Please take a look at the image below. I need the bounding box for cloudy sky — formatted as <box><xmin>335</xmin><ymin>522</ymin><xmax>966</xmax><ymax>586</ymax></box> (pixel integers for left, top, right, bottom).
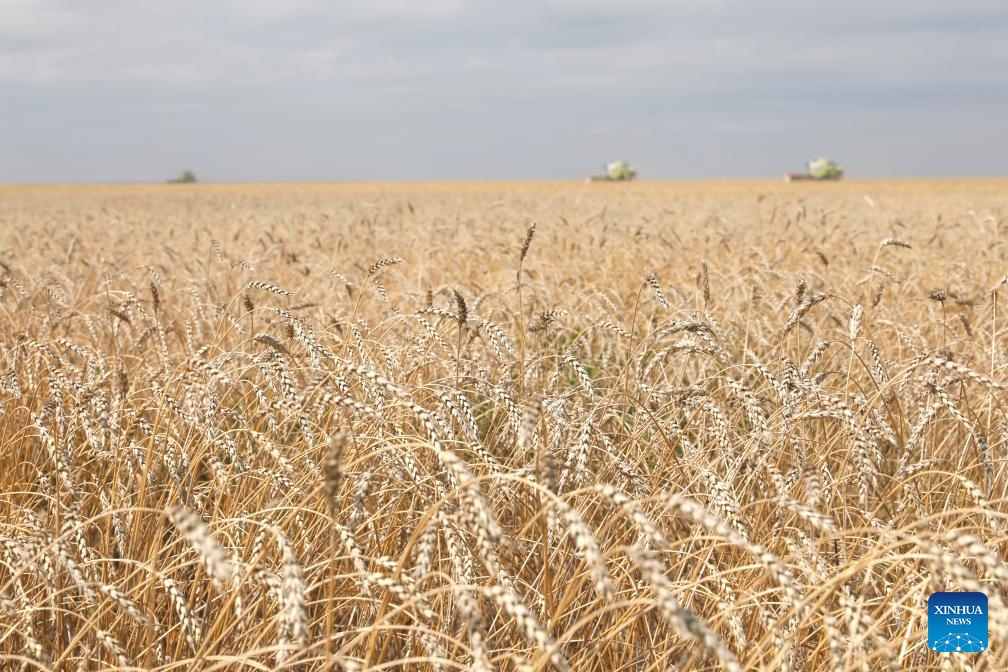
<box><xmin>2</xmin><ymin>0</ymin><xmax>1006</xmax><ymax>182</ymax></box>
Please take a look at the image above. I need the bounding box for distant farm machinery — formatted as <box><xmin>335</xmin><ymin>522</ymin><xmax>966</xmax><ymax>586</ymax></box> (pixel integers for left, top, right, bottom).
<box><xmin>580</xmin><ymin>157</ymin><xmax>843</xmax><ymax>182</ymax></box>
<box><xmin>586</xmin><ymin>161</ymin><xmax>637</xmax><ymax>182</ymax></box>
<box><xmin>785</xmin><ymin>158</ymin><xmax>843</xmax><ymax>182</ymax></box>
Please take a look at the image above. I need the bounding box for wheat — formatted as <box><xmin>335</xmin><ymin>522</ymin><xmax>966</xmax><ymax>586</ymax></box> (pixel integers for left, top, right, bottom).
<box><xmin>4</xmin><ymin>180</ymin><xmax>1008</xmax><ymax>671</ymax></box>
<box><xmin>519</xmin><ymin>222</ymin><xmax>537</xmax><ymax>262</ymax></box>
<box><xmin>161</xmin><ymin>575</ymin><xmax>202</xmax><ymax>652</ymax></box>
<box><xmin>323</xmin><ymin>430</ymin><xmax>348</xmax><ymax>512</ymax></box>
<box><xmin>274</xmin><ymin>527</ymin><xmax>308</xmax><ymax>664</ymax></box>
<box><xmin>784</xmin><ymin>291</ymin><xmax>831</xmax><ymax>334</ymax></box>
<box><xmin>646</xmin><ymin>272</ymin><xmax>670</xmax><ymax>311</ymax></box>
<box><xmin>96</xmin><ymin>628</ymin><xmax>130</xmax><ymax>668</ymax></box>
<box><xmin>630</xmin><ymin>546</ymin><xmax>742</xmax><ymax>672</ymax></box>
<box><xmin>168</xmin><ymin>506</ymin><xmax>234</xmax><ymax>592</ymax></box>
<box><xmin>367</xmin><ymin>256</ymin><xmax>404</xmax><ymax>276</ymax></box>
<box><xmin>246</xmin><ymin>280</ymin><xmax>293</xmax><ymax>297</ymax></box>
<box><xmin>484</xmin><ymin>584</ymin><xmax>569</xmax><ymax>672</ymax></box>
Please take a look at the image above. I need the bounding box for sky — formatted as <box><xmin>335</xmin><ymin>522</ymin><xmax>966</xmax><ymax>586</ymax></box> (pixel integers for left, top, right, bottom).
<box><xmin>2</xmin><ymin>0</ymin><xmax>1007</xmax><ymax>182</ymax></box>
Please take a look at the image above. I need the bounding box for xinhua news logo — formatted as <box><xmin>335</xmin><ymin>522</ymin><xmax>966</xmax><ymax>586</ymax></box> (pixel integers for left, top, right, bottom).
<box><xmin>929</xmin><ymin>592</ymin><xmax>988</xmax><ymax>653</ymax></box>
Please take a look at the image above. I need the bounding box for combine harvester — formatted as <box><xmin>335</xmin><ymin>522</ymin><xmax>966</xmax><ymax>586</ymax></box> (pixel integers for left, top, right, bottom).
<box><xmin>586</xmin><ymin>160</ymin><xmax>637</xmax><ymax>182</ymax></box>
<box><xmin>784</xmin><ymin>158</ymin><xmax>843</xmax><ymax>182</ymax></box>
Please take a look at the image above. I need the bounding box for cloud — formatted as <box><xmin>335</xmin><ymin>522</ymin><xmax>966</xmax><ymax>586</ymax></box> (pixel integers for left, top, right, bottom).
<box><xmin>2</xmin><ymin>0</ymin><xmax>1006</xmax><ymax>180</ymax></box>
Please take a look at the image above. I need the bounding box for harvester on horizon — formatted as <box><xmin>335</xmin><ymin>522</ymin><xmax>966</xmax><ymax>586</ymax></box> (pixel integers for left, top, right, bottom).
<box><xmin>586</xmin><ymin>160</ymin><xmax>637</xmax><ymax>182</ymax></box>
<box><xmin>784</xmin><ymin>158</ymin><xmax>843</xmax><ymax>182</ymax></box>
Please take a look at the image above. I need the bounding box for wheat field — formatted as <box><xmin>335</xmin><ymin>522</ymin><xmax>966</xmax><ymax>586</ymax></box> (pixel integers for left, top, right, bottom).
<box><xmin>1</xmin><ymin>179</ymin><xmax>1006</xmax><ymax>671</ymax></box>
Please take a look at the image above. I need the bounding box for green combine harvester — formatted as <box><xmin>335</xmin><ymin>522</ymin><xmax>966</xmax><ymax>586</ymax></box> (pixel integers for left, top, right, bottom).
<box><xmin>586</xmin><ymin>160</ymin><xmax>637</xmax><ymax>182</ymax></box>
<box><xmin>785</xmin><ymin>158</ymin><xmax>843</xmax><ymax>182</ymax></box>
